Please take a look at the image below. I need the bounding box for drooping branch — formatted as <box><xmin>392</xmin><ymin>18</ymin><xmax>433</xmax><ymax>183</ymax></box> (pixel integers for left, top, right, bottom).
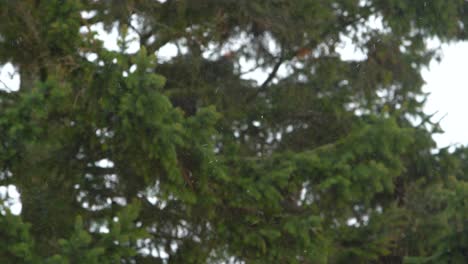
<box><xmin>260</xmin><ymin>55</ymin><xmax>285</xmax><ymax>89</ymax></box>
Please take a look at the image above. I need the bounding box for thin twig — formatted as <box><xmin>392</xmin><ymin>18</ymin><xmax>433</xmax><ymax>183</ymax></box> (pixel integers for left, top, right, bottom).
<box><xmin>0</xmin><ymin>79</ymin><xmax>12</xmax><ymax>92</ymax></box>
<box><xmin>245</xmin><ymin>53</ymin><xmax>285</xmax><ymax>102</ymax></box>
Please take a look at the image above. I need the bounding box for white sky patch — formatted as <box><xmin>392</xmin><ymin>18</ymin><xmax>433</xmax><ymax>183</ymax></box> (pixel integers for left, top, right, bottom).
<box><xmin>0</xmin><ymin>63</ymin><xmax>20</xmax><ymax>92</ymax></box>
<box><xmin>262</xmin><ymin>32</ymin><xmax>281</xmax><ymax>57</ymax></box>
<box><xmin>95</xmin><ymin>159</ymin><xmax>115</xmax><ymax>168</ymax></box>
<box><xmin>91</xmin><ymin>23</ymin><xmax>119</xmax><ymax>51</ymax></box>
<box><xmin>0</xmin><ymin>185</ymin><xmax>21</xmax><ymax>215</ymax></box>
<box><xmin>238</xmin><ymin>58</ymin><xmax>290</xmax><ymax>85</ymax></box>
<box><xmin>85</xmin><ymin>52</ymin><xmax>98</xmax><ymax>62</ymax></box>
<box><xmin>80</xmin><ymin>10</ymin><xmax>97</xmax><ymax>20</ymax></box>
<box><xmin>336</xmin><ymin>14</ymin><xmax>388</xmax><ymax>61</ymax></box>
<box><xmin>347</xmin><ymin>217</ymin><xmax>359</xmax><ymax>227</ymax></box>
<box><xmin>84</xmin><ymin>21</ymin><xmax>140</xmax><ymax>53</ymax></box>
<box><xmin>129</xmin><ymin>64</ymin><xmax>137</xmax><ymax>73</ymax></box>
<box><xmin>336</xmin><ymin>35</ymin><xmax>367</xmax><ymax>61</ymax></box>
<box><xmin>157</xmin><ymin>43</ymin><xmax>179</xmax><ymax>62</ymax></box>
<box><xmin>239</xmin><ymin>56</ymin><xmax>268</xmax><ymax>84</ymax></box>
<box><xmin>422</xmin><ymin>41</ymin><xmax>468</xmax><ymax>148</ymax></box>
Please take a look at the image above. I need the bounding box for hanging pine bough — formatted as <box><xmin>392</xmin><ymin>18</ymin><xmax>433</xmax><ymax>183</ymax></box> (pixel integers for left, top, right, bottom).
<box><xmin>1</xmin><ymin>0</ymin><xmax>468</xmax><ymax>263</ymax></box>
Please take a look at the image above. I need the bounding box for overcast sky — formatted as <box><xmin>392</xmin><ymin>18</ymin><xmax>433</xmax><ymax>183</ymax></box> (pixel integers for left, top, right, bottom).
<box><xmin>421</xmin><ymin>42</ymin><xmax>468</xmax><ymax>149</ymax></box>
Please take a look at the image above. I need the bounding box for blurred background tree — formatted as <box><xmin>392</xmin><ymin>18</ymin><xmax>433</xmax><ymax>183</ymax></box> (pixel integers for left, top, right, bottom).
<box><xmin>1</xmin><ymin>0</ymin><xmax>468</xmax><ymax>263</ymax></box>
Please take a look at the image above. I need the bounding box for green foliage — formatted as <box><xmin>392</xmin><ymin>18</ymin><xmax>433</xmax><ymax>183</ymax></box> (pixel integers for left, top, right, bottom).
<box><xmin>46</xmin><ymin>200</ymin><xmax>148</xmax><ymax>264</ymax></box>
<box><xmin>0</xmin><ymin>205</ymin><xmax>35</xmax><ymax>263</ymax></box>
<box><xmin>1</xmin><ymin>0</ymin><xmax>468</xmax><ymax>263</ymax></box>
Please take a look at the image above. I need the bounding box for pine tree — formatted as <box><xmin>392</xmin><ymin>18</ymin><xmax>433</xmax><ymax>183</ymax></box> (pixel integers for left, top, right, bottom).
<box><xmin>1</xmin><ymin>0</ymin><xmax>468</xmax><ymax>263</ymax></box>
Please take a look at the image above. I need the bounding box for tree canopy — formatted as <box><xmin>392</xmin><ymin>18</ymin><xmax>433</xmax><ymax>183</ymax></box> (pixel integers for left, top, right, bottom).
<box><xmin>1</xmin><ymin>0</ymin><xmax>468</xmax><ymax>263</ymax></box>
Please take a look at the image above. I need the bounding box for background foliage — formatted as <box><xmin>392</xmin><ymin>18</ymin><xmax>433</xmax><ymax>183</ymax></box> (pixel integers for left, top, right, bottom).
<box><xmin>1</xmin><ymin>0</ymin><xmax>468</xmax><ymax>263</ymax></box>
